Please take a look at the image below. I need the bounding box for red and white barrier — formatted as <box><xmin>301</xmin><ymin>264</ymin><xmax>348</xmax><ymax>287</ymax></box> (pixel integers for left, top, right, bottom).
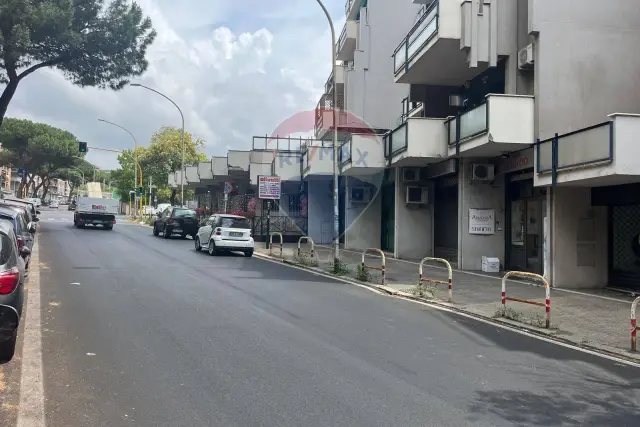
<box><xmin>361</xmin><ymin>248</ymin><xmax>386</xmax><ymax>285</ymax></box>
<box><xmin>297</xmin><ymin>236</ymin><xmax>315</xmax><ymax>259</ymax></box>
<box><xmin>269</xmin><ymin>232</ymin><xmax>283</xmax><ymax>258</ymax></box>
<box><xmin>418</xmin><ymin>257</ymin><xmax>453</xmax><ymax>302</ymax></box>
<box><xmin>632</xmin><ymin>296</ymin><xmax>640</xmax><ymax>352</ymax></box>
<box><xmin>501</xmin><ymin>271</ymin><xmax>551</xmax><ymax>329</ymax></box>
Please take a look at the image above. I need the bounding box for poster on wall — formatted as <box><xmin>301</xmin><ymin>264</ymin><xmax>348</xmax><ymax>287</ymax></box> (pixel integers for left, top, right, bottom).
<box><xmin>469</xmin><ymin>208</ymin><xmax>496</xmax><ymax>235</ymax></box>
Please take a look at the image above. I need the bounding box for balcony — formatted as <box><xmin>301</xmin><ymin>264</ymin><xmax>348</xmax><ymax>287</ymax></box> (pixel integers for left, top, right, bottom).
<box><xmin>336</xmin><ymin>21</ymin><xmax>358</xmax><ymax>62</ymax></box>
<box><xmin>302</xmin><ymin>141</ymin><xmax>335</xmax><ymax>180</ymax></box>
<box><xmin>212</xmin><ymin>156</ymin><xmax>229</xmax><ymax>178</ymax></box>
<box><xmin>393</xmin><ymin>0</ymin><xmax>476</xmax><ymax>86</ymax></box>
<box><xmin>197</xmin><ymin>161</ymin><xmax>214</xmax><ymax>181</ymax></box>
<box><xmin>185</xmin><ymin>166</ymin><xmax>200</xmax><ymax>185</ymax></box>
<box><xmin>340</xmin><ymin>133</ymin><xmax>386</xmax><ymax>176</ymax></box>
<box><xmin>345</xmin><ymin>0</ymin><xmax>362</xmax><ymax>21</ymax></box>
<box><xmin>446</xmin><ymin>94</ymin><xmax>534</xmax><ymax>157</ymax></box>
<box><xmin>227</xmin><ymin>150</ymin><xmax>250</xmax><ymax>172</ymax></box>
<box><xmin>386</xmin><ymin>117</ymin><xmax>448</xmax><ymax>167</ymax></box>
<box><xmin>535</xmin><ymin>114</ymin><xmax>640</xmax><ymax>187</ymax></box>
<box><xmin>325</xmin><ymin>65</ymin><xmax>346</xmax><ymax>95</ymax></box>
<box><xmin>273</xmin><ymin>151</ymin><xmax>303</xmax><ymax>182</ymax></box>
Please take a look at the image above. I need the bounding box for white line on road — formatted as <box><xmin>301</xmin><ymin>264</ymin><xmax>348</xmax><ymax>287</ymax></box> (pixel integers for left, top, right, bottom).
<box><xmin>256</xmin><ymin>254</ymin><xmax>640</xmax><ymax>369</ymax></box>
<box><xmin>17</xmin><ymin>238</ymin><xmax>46</xmax><ymax>427</ymax></box>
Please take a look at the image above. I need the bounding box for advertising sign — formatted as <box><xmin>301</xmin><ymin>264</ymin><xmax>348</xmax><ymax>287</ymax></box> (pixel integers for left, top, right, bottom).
<box><xmin>469</xmin><ymin>208</ymin><xmax>495</xmax><ymax>235</ymax></box>
<box><xmin>258</xmin><ymin>175</ymin><xmax>281</xmax><ymax>200</ymax></box>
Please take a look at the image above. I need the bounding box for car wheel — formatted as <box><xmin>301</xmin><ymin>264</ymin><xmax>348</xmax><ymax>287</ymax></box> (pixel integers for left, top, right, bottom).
<box><xmin>0</xmin><ymin>331</ymin><xmax>17</xmax><ymax>362</ymax></box>
<box><xmin>208</xmin><ymin>240</ymin><xmax>217</xmax><ymax>256</ymax></box>
<box><xmin>163</xmin><ymin>225</ymin><xmax>171</xmax><ymax>239</ymax></box>
<box><xmin>153</xmin><ymin>224</ymin><xmax>159</xmax><ymax>236</ymax></box>
<box><xmin>181</xmin><ymin>232</ymin><xmax>187</xmax><ymax>239</ymax></box>
<box><xmin>105</xmin><ymin>224</ymin><xmax>113</xmax><ymax>230</ymax></box>
<box><xmin>195</xmin><ymin>236</ymin><xmax>202</xmax><ymax>251</ymax></box>
<box><xmin>244</xmin><ymin>250</ymin><xmax>254</xmax><ymax>258</ymax></box>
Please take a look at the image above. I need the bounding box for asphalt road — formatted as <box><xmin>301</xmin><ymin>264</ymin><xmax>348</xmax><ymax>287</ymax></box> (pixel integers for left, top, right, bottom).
<box><xmin>6</xmin><ymin>208</ymin><xmax>640</xmax><ymax>426</ymax></box>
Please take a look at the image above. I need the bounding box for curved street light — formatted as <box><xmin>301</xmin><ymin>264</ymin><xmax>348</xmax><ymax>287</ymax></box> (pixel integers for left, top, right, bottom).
<box><xmin>315</xmin><ymin>0</ymin><xmax>340</xmax><ymax>263</ymax></box>
<box><xmin>129</xmin><ymin>83</ymin><xmax>185</xmax><ymax>205</ymax></box>
<box><xmin>97</xmin><ymin>118</ymin><xmax>142</xmax><ymax>217</ymax></box>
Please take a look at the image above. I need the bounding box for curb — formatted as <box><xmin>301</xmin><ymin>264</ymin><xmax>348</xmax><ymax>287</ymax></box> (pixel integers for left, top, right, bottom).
<box><xmin>254</xmin><ymin>252</ymin><xmax>640</xmax><ymax>366</ymax></box>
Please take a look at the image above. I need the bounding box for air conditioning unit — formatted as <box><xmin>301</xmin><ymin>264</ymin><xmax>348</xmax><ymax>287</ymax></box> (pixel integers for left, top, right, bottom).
<box><xmin>402</xmin><ymin>167</ymin><xmax>420</xmax><ymax>183</ymax></box>
<box><xmin>350</xmin><ymin>187</ymin><xmax>371</xmax><ymax>203</ymax></box>
<box><xmin>471</xmin><ymin>164</ymin><xmax>495</xmax><ymax>182</ymax></box>
<box><xmin>449</xmin><ymin>94</ymin><xmax>462</xmax><ymax>107</ymax></box>
<box><xmin>518</xmin><ymin>43</ymin><xmax>534</xmax><ymax>70</ymax></box>
<box><xmin>406</xmin><ymin>186</ymin><xmax>428</xmax><ymax>204</ymax></box>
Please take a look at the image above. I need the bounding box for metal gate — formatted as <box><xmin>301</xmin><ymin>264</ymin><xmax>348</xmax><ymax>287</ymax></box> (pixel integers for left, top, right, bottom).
<box><xmin>611</xmin><ymin>204</ymin><xmax>640</xmax><ymax>291</ymax></box>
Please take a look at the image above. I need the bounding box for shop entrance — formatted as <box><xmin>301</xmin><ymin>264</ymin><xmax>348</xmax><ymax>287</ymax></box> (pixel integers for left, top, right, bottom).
<box><xmin>433</xmin><ymin>175</ymin><xmax>458</xmax><ymax>264</ymax></box>
<box><xmin>505</xmin><ymin>173</ymin><xmax>545</xmax><ymax>274</ymax></box>
<box><xmin>380</xmin><ymin>171</ymin><xmax>395</xmax><ymax>253</ymax></box>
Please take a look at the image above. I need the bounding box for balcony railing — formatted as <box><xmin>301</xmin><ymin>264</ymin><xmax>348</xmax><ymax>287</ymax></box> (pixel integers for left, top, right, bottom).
<box><xmin>384</xmin><ymin>122</ymin><xmax>408</xmax><ymax>158</ymax></box>
<box><xmin>337</xmin><ymin>24</ymin><xmax>348</xmax><ymax>52</ymax></box>
<box><xmin>536</xmin><ymin>121</ymin><xmax>613</xmax><ymax>183</ymax></box>
<box><xmin>445</xmin><ymin>102</ymin><xmax>488</xmax><ymax>146</ymax></box>
<box><xmin>345</xmin><ymin>0</ymin><xmax>354</xmax><ymax>16</ymax></box>
<box><xmin>393</xmin><ymin>1</ymin><xmax>439</xmax><ymax>74</ymax></box>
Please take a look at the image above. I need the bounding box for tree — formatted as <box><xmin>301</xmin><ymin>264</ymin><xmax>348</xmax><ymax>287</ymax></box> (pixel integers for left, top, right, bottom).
<box><xmin>0</xmin><ymin>0</ymin><xmax>157</xmax><ymax>126</ymax></box>
<box><xmin>0</xmin><ymin>117</ymin><xmax>84</xmax><ymax>195</ymax></box>
<box><xmin>111</xmin><ymin>146</ymin><xmax>145</xmax><ymax>203</ymax></box>
<box><xmin>141</xmin><ymin>126</ymin><xmax>207</xmax><ymax>205</ymax></box>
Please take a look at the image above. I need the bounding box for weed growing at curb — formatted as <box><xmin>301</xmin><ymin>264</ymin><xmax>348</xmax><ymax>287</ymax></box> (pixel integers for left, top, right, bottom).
<box><xmin>355</xmin><ymin>264</ymin><xmax>371</xmax><ymax>282</ymax></box>
<box><xmin>293</xmin><ymin>253</ymin><xmax>319</xmax><ymax>267</ymax></box>
<box><xmin>412</xmin><ymin>282</ymin><xmax>436</xmax><ymax>299</ymax></box>
<box><xmin>328</xmin><ymin>258</ymin><xmax>350</xmax><ymax>276</ymax></box>
<box><xmin>494</xmin><ymin>306</ymin><xmax>558</xmax><ymax>329</ymax></box>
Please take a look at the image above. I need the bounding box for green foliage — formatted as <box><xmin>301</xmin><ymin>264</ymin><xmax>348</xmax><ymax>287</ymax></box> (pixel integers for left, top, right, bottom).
<box><xmin>0</xmin><ymin>0</ymin><xmax>156</xmax><ymax>123</ymax></box>
<box><xmin>0</xmin><ymin>117</ymin><xmax>99</xmax><ymax>195</ymax></box>
<box><xmin>293</xmin><ymin>253</ymin><xmax>318</xmax><ymax>267</ymax></box>
<box><xmin>112</xmin><ymin>126</ymin><xmax>206</xmax><ymax>204</ymax></box>
<box><xmin>328</xmin><ymin>258</ymin><xmax>350</xmax><ymax>276</ymax></box>
<box><xmin>412</xmin><ymin>282</ymin><xmax>436</xmax><ymax>299</ymax></box>
<box><xmin>355</xmin><ymin>264</ymin><xmax>371</xmax><ymax>282</ymax></box>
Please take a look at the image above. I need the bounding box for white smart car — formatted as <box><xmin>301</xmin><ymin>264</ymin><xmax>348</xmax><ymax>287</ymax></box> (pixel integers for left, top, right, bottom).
<box><xmin>49</xmin><ymin>200</ymin><xmax>59</xmax><ymax>209</ymax></box>
<box><xmin>194</xmin><ymin>214</ymin><xmax>254</xmax><ymax>257</ymax></box>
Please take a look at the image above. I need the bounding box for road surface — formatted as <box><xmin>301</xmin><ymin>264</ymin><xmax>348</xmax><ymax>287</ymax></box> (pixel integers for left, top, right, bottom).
<box><xmin>2</xmin><ymin>208</ymin><xmax>639</xmax><ymax>426</ymax></box>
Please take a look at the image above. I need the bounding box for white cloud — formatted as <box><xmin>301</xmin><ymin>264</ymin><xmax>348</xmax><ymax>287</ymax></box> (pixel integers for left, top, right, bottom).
<box><xmin>4</xmin><ymin>0</ymin><xmax>343</xmax><ymax>170</ymax></box>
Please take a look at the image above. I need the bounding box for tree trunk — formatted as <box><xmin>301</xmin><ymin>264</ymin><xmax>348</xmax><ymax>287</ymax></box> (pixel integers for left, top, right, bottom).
<box><xmin>32</xmin><ymin>178</ymin><xmax>44</xmax><ymax>198</ymax></box>
<box><xmin>41</xmin><ymin>177</ymin><xmax>50</xmax><ymax>202</ymax></box>
<box><xmin>0</xmin><ymin>80</ymin><xmax>19</xmax><ymax>129</ymax></box>
<box><xmin>170</xmin><ymin>188</ymin><xmax>176</xmax><ymax>206</ymax></box>
<box><xmin>67</xmin><ymin>183</ymin><xmax>76</xmax><ymax>203</ymax></box>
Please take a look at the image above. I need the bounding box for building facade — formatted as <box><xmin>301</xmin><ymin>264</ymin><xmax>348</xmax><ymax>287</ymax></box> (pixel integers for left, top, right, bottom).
<box><xmin>169</xmin><ymin>0</ymin><xmax>640</xmax><ymax>292</ymax></box>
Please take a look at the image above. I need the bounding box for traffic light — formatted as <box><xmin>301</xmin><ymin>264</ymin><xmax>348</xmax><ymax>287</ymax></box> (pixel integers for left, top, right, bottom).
<box><xmin>137</xmin><ymin>186</ymin><xmax>144</xmax><ymax>196</ymax></box>
<box><xmin>78</xmin><ymin>141</ymin><xmax>88</xmax><ymax>153</ymax></box>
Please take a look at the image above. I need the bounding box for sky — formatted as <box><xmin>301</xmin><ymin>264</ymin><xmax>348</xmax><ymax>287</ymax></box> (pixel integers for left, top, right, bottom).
<box><xmin>5</xmin><ymin>0</ymin><xmax>346</xmax><ymax>171</ymax></box>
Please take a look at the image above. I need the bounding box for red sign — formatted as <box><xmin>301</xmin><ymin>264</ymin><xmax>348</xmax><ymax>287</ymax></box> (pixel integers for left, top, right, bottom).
<box><xmin>498</xmin><ymin>148</ymin><xmax>532</xmax><ymax>174</ymax></box>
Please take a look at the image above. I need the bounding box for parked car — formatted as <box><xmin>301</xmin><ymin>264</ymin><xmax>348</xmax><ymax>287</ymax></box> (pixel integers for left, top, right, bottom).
<box><xmin>0</xmin><ymin>206</ymin><xmax>35</xmax><ymax>272</ymax></box>
<box><xmin>68</xmin><ymin>201</ymin><xmax>76</xmax><ymax>211</ymax></box>
<box><xmin>2</xmin><ymin>198</ymin><xmax>39</xmax><ymax>221</ymax></box>
<box><xmin>153</xmin><ymin>207</ymin><xmax>198</xmax><ymax>239</ymax></box>
<box><xmin>49</xmin><ymin>200</ymin><xmax>59</xmax><ymax>209</ymax></box>
<box><xmin>0</xmin><ymin>199</ymin><xmax>37</xmax><ymax>224</ymax></box>
<box><xmin>195</xmin><ymin>214</ymin><xmax>254</xmax><ymax>257</ymax></box>
<box><xmin>0</xmin><ymin>219</ymin><xmax>28</xmax><ymax>362</ymax></box>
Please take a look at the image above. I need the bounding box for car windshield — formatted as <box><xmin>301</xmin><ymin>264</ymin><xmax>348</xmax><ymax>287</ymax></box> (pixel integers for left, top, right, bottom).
<box><xmin>220</xmin><ymin>217</ymin><xmax>251</xmax><ymax>229</ymax></box>
<box><xmin>173</xmin><ymin>209</ymin><xmax>196</xmax><ymax>218</ymax></box>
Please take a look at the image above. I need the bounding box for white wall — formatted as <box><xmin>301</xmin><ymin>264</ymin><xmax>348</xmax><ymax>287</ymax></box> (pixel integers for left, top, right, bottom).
<box><xmin>458</xmin><ymin>159</ymin><xmax>505</xmax><ymax>270</ymax></box>
<box><xmin>550</xmin><ymin>186</ymin><xmax>608</xmax><ymax>289</ymax></box>
<box><xmin>532</xmin><ymin>0</ymin><xmax>640</xmax><ymax>139</ymax></box>
<box><xmin>395</xmin><ymin>175</ymin><xmax>433</xmax><ymax>260</ymax></box>
<box><xmin>307</xmin><ymin>180</ymin><xmax>334</xmax><ymax>245</ymax></box>
<box><xmin>344</xmin><ymin>176</ymin><xmax>381</xmax><ymax>250</ymax></box>
<box><xmin>345</xmin><ymin>3</ymin><xmax>421</xmax><ymax>130</ymax></box>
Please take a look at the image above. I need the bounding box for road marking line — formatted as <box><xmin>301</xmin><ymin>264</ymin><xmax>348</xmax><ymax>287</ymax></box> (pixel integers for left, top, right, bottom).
<box><xmin>17</xmin><ymin>238</ymin><xmax>46</xmax><ymax>427</ymax></box>
<box><xmin>255</xmin><ymin>253</ymin><xmax>640</xmax><ymax>368</ymax></box>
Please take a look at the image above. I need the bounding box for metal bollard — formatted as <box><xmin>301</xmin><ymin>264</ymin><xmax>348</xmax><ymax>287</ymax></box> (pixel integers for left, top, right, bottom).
<box><xmin>632</xmin><ymin>297</ymin><xmax>639</xmax><ymax>352</ymax></box>
<box><xmin>418</xmin><ymin>257</ymin><xmax>453</xmax><ymax>302</ymax></box>
<box><xmin>501</xmin><ymin>271</ymin><xmax>551</xmax><ymax>329</ymax></box>
<box><xmin>361</xmin><ymin>248</ymin><xmax>386</xmax><ymax>286</ymax></box>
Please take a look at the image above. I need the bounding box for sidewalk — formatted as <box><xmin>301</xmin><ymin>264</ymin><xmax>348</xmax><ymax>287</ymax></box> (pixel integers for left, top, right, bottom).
<box><xmin>255</xmin><ymin>242</ymin><xmax>640</xmax><ymax>362</ymax></box>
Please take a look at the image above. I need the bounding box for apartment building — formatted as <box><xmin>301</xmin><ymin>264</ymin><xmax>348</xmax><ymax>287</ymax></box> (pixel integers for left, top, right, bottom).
<box><xmin>169</xmin><ymin>0</ymin><xmax>640</xmax><ymax>291</ymax></box>
<box><xmin>377</xmin><ymin>0</ymin><xmax>640</xmax><ymax>291</ymax></box>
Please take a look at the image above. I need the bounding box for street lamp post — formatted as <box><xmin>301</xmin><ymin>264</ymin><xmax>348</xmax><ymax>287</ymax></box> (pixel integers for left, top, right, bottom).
<box><xmin>315</xmin><ymin>0</ymin><xmax>340</xmax><ymax>266</ymax></box>
<box><xmin>130</xmin><ymin>83</ymin><xmax>185</xmax><ymax>206</ymax></box>
<box><xmin>97</xmin><ymin>118</ymin><xmax>140</xmax><ymax>216</ymax></box>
